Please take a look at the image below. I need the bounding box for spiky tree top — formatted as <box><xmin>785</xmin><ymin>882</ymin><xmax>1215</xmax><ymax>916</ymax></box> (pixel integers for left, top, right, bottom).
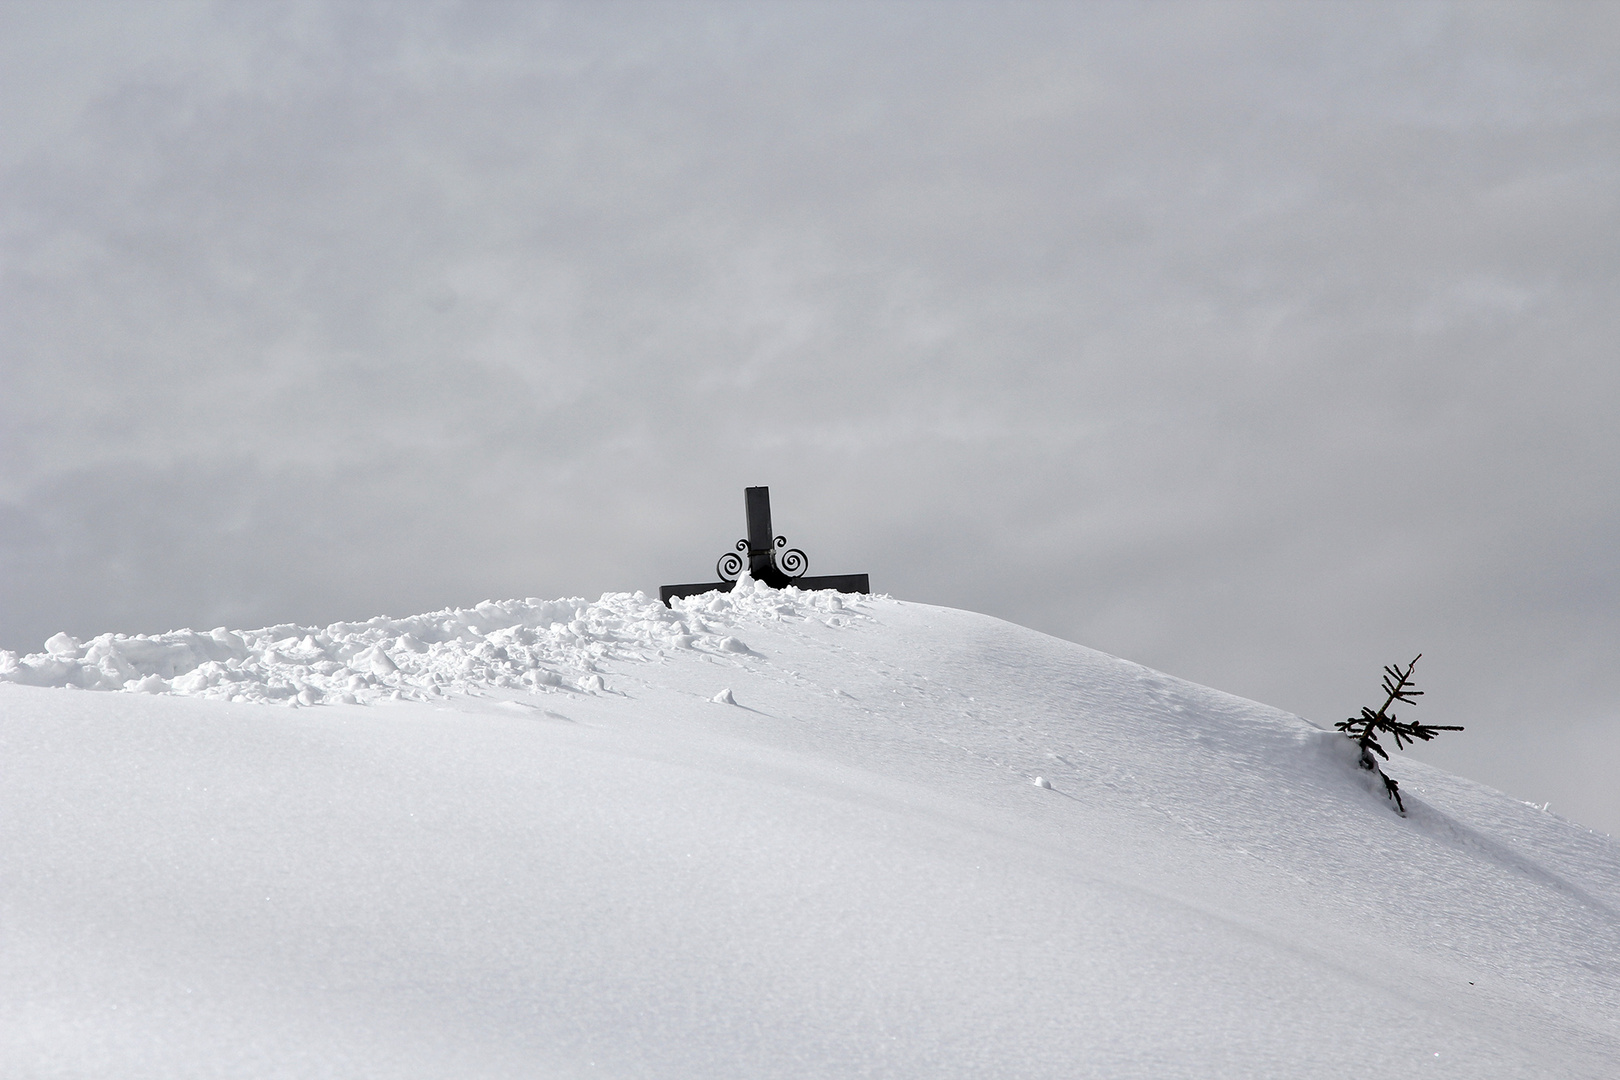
<box><xmin>1335</xmin><ymin>655</ymin><xmax>1463</xmax><ymax>813</ymax></box>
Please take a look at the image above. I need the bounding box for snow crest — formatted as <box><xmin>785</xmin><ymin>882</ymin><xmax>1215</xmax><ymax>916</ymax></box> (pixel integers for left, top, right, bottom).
<box><xmin>0</xmin><ymin>581</ymin><xmax>869</xmax><ymax>707</ymax></box>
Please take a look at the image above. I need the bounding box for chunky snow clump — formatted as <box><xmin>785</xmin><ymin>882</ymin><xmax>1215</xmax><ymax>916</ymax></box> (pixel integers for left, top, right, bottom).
<box><xmin>0</xmin><ymin>578</ymin><xmax>870</xmax><ymax>707</ymax></box>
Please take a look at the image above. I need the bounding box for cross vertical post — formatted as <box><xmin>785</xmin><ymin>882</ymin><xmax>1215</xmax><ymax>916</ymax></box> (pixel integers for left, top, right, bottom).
<box><xmin>745</xmin><ymin>486</ymin><xmax>775</xmax><ymax>579</ymax></box>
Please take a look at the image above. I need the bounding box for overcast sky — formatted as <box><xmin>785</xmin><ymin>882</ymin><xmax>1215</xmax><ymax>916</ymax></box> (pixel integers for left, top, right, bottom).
<box><xmin>3</xmin><ymin>1</ymin><xmax>1617</xmax><ymax>833</ymax></box>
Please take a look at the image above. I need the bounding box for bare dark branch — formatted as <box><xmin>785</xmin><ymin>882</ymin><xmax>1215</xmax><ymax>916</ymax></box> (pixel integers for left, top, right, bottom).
<box><xmin>1338</xmin><ymin>655</ymin><xmax>1460</xmax><ymax>815</ymax></box>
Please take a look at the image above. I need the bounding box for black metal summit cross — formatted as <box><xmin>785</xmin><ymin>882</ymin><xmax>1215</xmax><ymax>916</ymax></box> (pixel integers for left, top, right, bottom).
<box><xmin>659</xmin><ymin>487</ymin><xmax>871</xmax><ymax>606</ymax></box>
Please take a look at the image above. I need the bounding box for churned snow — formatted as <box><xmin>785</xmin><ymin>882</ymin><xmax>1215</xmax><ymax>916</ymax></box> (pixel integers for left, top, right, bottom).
<box><xmin>2</xmin><ymin>595</ymin><xmax>682</xmax><ymax>705</ymax></box>
<box><xmin>2</xmin><ymin>579</ymin><xmax>1617</xmax><ymax>1078</ymax></box>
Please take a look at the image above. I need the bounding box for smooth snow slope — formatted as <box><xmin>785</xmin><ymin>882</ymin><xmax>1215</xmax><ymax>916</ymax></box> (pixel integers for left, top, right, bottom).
<box><xmin>3</xmin><ymin>583</ymin><xmax>1617</xmax><ymax>1079</ymax></box>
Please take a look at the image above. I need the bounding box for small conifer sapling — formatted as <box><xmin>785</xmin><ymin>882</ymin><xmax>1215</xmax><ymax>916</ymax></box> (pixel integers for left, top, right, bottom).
<box><xmin>1336</xmin><ymin>655</ymin><xmax>1463</xmax><ymax>814</ymax></box>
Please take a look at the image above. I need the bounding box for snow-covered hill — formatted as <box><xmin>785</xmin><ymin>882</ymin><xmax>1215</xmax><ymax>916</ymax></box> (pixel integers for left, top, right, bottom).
<box><xmin>3</xmin><ymin>582</ymin><xmax>1617</xmax><ymax>1078</ymax></box>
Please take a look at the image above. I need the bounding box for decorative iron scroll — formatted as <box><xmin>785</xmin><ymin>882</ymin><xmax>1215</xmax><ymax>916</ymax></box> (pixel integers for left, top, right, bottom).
<box><xmin>717</xmin><ymin>536</ymin><xmax>807</xmax><ymax>582</ymax></box>
<box><xmin>775</xmin><ymin>537</ymin><xmax>808</xmax><ymax>578</ymax></box>
<box><xmin>717</xmin><ymin>541</ymin><xmax>747</xmax><ymax>582</ymax></box>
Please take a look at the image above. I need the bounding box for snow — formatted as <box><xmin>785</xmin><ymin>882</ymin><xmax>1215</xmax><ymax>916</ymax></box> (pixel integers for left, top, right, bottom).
<box><xmin>3</xmin><ymin>581</ymin><xmax>1618</xmax><ymax>1078</ymax></box>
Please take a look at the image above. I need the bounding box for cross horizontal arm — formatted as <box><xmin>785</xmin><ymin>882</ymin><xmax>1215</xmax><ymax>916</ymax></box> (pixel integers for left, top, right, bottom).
<box><xmin>659</xmin><ymin>574</ymin><xmax>870</xmax><ymax>607</ymax></box>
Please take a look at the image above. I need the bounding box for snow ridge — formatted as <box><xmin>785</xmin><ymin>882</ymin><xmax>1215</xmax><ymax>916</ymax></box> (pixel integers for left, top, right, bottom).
<box><xmin>0</xmin><ymin>578</ymin><xmax>868</xmax><ymax>707</ymax></box>
<box><xmin>4</xmin><ymin>584</ymin><xmax>1620</xmax><ymax>1077</ymax></box>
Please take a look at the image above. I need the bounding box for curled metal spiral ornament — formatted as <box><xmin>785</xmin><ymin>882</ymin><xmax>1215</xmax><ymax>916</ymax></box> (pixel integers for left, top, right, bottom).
<box><xmin>774</xmin><ymin>536</ymin><xmax>809</xmax><ymax>579</ymax></box>
<box><xmin>716</xmin><ymin>549</ymin><xmax>745</xmax><ymax>582</ymax></box>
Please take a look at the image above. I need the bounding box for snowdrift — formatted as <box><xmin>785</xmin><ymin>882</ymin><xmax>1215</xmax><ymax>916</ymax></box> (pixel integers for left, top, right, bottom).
<box><xmin>3</xmin><ymin>583</ymin><xmax>1617</xmax><ymax>1078</ymax></box>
